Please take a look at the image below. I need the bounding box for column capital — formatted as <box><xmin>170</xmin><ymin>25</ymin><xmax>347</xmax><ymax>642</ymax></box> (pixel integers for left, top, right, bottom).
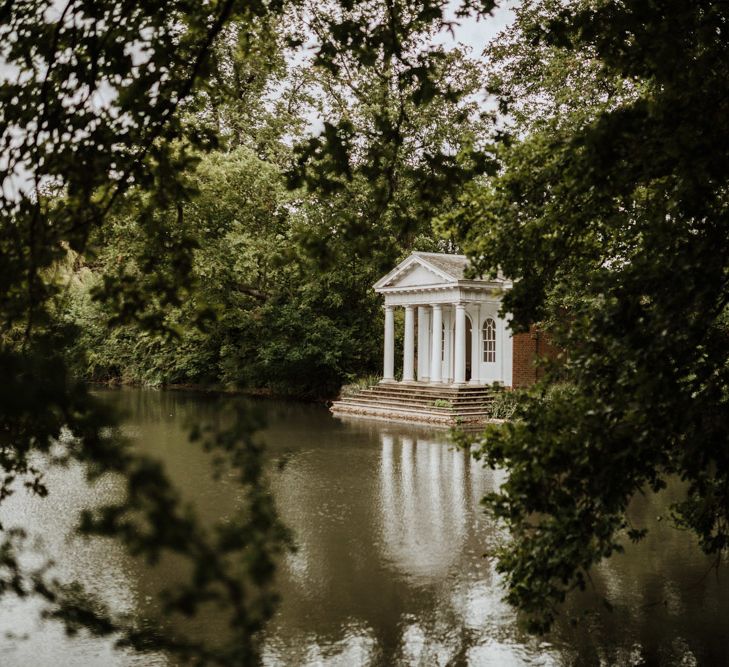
<box><xmin>432</xmin><ymin>303</ymin><xmax>442</xmax><ymax>311</ymax></box>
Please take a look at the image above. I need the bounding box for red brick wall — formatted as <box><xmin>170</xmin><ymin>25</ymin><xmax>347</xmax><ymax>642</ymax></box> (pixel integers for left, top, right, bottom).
<box><xmin>512</xmin><ymin>325</ymin><xmax>559</xmax><ymax>388</ymax></box>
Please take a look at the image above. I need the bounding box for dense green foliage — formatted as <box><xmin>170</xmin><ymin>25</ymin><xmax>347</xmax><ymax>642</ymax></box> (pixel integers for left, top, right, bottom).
<box><xmin>65</xmin><ymin>5</ymin><xmax>492</xmax><ymax>399</ymax></box>
<box><xmin>0</xmin><ymin>2</ymin><xmax>301</xmax><ymax>663</ymax></box>
<box><xmin>0</xmin><ymin>0</ymin><xmax>497</xmax><ymax>662</ymax></box>
<box><xmin>444</xmin><ymin>0</ymin><xmax>729</xmax><ymax>632</ymax></box>
<box><xmin>69</xmin><ymin>142</ymin><xmax>387</xmax><ymax>397</ymax></box>
<box><xmin>6</xmin><ymin>0</ymin><xmax>729</xmax><ymax>656</ymax></box>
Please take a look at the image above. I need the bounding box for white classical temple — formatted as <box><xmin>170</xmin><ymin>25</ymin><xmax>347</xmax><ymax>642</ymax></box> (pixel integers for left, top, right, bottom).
<box><xmin>373</xmin><ymin>252</ymin><xmax>513</xmax><ymax>386</ymax></box>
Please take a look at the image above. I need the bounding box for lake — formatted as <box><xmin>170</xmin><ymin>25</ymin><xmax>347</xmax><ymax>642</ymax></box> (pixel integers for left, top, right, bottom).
<box><xmin>0</xmin><ymin>388</ymin><xmax>727</xmax><ymax>665</ymax></box>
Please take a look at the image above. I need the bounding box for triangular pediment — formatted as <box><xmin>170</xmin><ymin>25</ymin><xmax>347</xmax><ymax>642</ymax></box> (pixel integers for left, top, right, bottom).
<box><xmin>373</xmin><ymin>254</ymin><xmax>457</xmax><ymax>291</ymax></box>
<box><xmin>388</xmin><ymin>262</ymin><xmax>449</xmax><ymax>287</ymax></box>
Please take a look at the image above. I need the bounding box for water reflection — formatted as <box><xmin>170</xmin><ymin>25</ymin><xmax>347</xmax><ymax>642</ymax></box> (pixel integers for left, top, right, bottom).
<box><xmin>553</xmin><ymin>478</ymin><xmax>729</xmax><ymax>665</ymax></box>
<box><xmin>0</xmin><ymin>449</ymin><xmax>166</xmax><ymax>666</ymax></box>
<box><xmin>264</xmin><ymin>418</ymin><xmax>559</xmax><ymax>666</ymax></box>
<box><xmin>379</xmin><ymin>435</ymin><xmax>468</xmax><ymax>579</ymax></box>
<box><xmin>0</xmin><ymin>389</ymin><xmax>727</xmax><ymax>666</ymax></box>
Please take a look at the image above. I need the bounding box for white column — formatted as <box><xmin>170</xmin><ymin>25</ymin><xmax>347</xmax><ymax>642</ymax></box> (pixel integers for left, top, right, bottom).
<box><xmin>403</xmin><ymin>305</ymin><xmax>415</xmax><ymax>382</ymax></box>
<box><xmin>454</xmin><ymin>303</ymin><xmax>466</xmax><ymax>384</ymax></box>
<box><xmin>417</xmin><ymin>306</ymin><xmax>430</xmax><ymax>382</ymax></box>
<box><xmin>383</xmin><ymin>305</ymin><xmax>395</xmax><ymax>382</ymax></box>
<box><xmin>443</xmin><ymin>308</ymin><xmax>452</xmax><ymax>382</ymax></box>
<box><xmin>470</xmin><ymin>305</ymin><xmax>481</xmax><ymax>385</ymax></box>
<box><xmin>430</xmin><ymin>304</ymin><xmax>443</xmax><ymax>383</ymax></box>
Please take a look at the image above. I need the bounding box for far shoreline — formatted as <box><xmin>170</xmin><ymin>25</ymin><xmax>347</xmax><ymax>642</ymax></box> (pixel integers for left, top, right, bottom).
<box><xmin>87</xmin><ymin>379</ymin><xmax>333</xmax><ymax>405</ymax></box>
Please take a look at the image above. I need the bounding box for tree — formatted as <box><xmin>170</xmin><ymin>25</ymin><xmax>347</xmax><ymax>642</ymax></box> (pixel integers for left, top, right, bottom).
<box><xmin>483</xmin><ymin>0</ymin><xmax>640</xmax><ymax>134</ymax></box>
<box><xmin>0</xmin><ymin>0</ymin><xmax>499</xmax><ymax>661</ymax></box>
<box><xmin>276</xmin><ymin>1</ymin><xmax>498</xmax><ymax>395</ymax></box>
<box><xmin>67</xmin><ymin>1</ymin><xmax>498</xmax><ymax>400</ymax></box>
<box><xmin>0</xmin><ymin>1</ymin><xmax>296</xmax><ymax>663</ymax></box>
<box><xmin>442</xmin><ymin>0</ymin><xmax>729</xmax><ymax>632</ymax></box>
<box><xmin>290</xmin><ymin>0</ymin><xmax>496</xmax><ymax>253</ymax></box>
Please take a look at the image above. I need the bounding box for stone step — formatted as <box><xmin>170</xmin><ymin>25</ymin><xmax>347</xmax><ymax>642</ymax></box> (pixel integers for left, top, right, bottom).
<box><xmin>359</xmin><ymin>388</ymin><xmax>494</xmax><ymax>400</ymax></box>
<box><xmin>356</xmin><ymin>393</ymin><xmax>493</xmax><ymax>406</ymax></box>
<box><xmin>331</xmin><ymin>402</ymin><xmax>491</xmax><ymax>425</ymax></box>
<box><xmin>334</xmin><ymin>400</ymin><xmax>451</xmax><ymax>414</ymax></box>
<box><xmin>337</xmin><ymin>397</ymin><xmax>492</xmax><ymax>411</ymax></box>
<box><xmin>357</xmin><ymin>389</ymin><xmax>494</xmax><ymax>401</ymax></box>
<box><xmin>332</xmin><ymin>382</ymin><xmax>498</xmax><ymax>426</ymax></box>
<box><xmin>342</xmin><ymin>389</ymin><xmax>493</xmax><ymax>400</ymax></box>
<box><xmin>332</xmin><ymin>401</ymin><xmax>488</xmax><ymax>416</ymax></box>
<box><xmin>359</xmin><ymin>392</ymin><xmax>493</xmax><ymax>404</ymax></box>
<box><xmin>366</xmin><ymin>383</ymin><xmax>495</xmax><ymax>393</ymax></box>
<box><xmin>333</xmin><ymin>399</ymin><xmax>492</xmax><ymax>417</ymax></box>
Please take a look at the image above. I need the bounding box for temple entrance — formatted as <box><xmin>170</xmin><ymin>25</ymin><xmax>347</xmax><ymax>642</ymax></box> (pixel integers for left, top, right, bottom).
<box><xmin>465</xmin><ymin>315</ymin><xmax>472</xmax><ymax>381</ymax></box>
<box><xmin>373</xmin><ymin>252</ymin><xmax>513</xmax><ymax>387</ymax></box>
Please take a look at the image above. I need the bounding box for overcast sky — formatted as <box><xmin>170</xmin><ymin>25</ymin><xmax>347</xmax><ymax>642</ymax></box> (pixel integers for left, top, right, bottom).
<box><xmin>1</xmin><ymin>1</ymin><xmax>517</xmax><ymax>198</ymax></box>
<box><xmin>440</xmin><ymin>0</ymin><xmax>516</xmax><ymax>56</ymax></box>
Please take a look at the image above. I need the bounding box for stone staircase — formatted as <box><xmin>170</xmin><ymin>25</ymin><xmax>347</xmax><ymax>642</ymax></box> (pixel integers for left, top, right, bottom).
<box><xmin>330</xmin><ymin>382</ymin><xmax>495</xmax><ymax>426</ymax></box>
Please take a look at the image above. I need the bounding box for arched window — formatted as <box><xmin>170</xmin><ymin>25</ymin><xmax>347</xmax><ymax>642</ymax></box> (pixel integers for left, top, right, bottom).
<box><xmin>482</xmin><ymin>318</ymin><xmax>496</xmax><ymax>363</ymax></box>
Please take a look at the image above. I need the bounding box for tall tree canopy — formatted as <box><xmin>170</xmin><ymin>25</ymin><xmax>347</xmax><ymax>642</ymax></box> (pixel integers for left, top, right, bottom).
<box><xmin>0</xmin><ymin>2</ymin><xmax>302</xmax><ymax>663</ymax></box>
<box><xmin>442</xmin><ymin>0</ymin><xmax>729</xmax><ymax>632</ymax></box>
<box><xmin>62</xmin><ymin>0</ymin><xmax>495</xmax><ymax>399</ymax></box>
<box><xmin>6</xmin><ymin>0</ymin><xmax>728</xmax><ymax>655</ymax></box>
<box><xmin>0</xmin><ymin>0</ymin><xmax>497</xmax><ymax>662</ymax></box>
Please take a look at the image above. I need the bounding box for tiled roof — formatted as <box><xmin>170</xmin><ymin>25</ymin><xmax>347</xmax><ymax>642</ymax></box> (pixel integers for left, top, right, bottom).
<box><xmin>413</xmin><ymin>252</ymin><xmax>469</xmax><ymax>280</ymax></box>
<box><xmin>372</xmin><ymin>251</ymin><xmax>507</xmax><ymax>291</ymax></box>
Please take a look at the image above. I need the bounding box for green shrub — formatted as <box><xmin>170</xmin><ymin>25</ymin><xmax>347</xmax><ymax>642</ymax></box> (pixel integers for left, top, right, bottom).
<box><xmin>340</xmin><ymin>374</ymin><xmax>380</xmax><ymax>396</ymax></box>
<box><xmin>488</xmin><ymin>389</ymin><xmax>520</xmax><ymax>420</ymax></box>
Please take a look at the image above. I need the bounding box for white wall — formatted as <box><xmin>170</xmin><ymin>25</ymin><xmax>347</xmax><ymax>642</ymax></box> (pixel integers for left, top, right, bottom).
<box><xmin>467</xmin><ymin>304</ymin><xmax>512</xmax><ymax>386</ymax></box>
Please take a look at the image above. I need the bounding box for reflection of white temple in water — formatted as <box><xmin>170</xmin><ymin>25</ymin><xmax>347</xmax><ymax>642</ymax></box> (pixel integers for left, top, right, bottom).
<box><xmin>379</xmin><ymin>432</ymin><xmax>499</xmax><ymax>580</ymax></box>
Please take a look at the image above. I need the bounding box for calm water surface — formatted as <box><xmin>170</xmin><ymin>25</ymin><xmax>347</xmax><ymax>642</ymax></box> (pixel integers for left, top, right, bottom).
<box><xmin>1</xmin><ymin>389</ymin><xmax>728</xmax><ymax>666</ymax></box>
